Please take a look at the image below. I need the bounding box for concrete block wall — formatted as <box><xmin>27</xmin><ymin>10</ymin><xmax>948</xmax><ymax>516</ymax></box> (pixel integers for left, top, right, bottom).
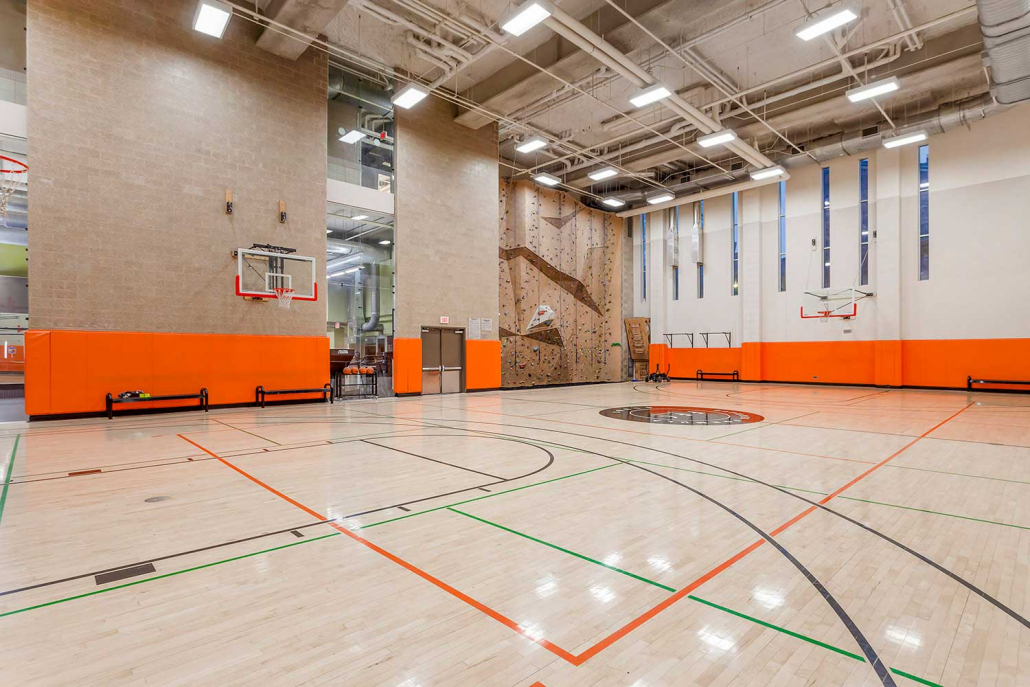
<box><xmin>26</xmin><ymin>0</ymin><xmax>327</xmax><ymax>336</ymax></box>
<box><xmin>394</xmin><ymin>94</ymin><xmax>498</xmax><ymax>339</ymax></box>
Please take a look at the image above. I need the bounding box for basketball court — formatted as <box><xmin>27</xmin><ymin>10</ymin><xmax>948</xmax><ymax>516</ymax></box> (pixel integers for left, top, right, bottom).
<box><xmin>2</xmin><ymin>0</ymin><xmax>1029</xmax><ymax>685</ymax></box>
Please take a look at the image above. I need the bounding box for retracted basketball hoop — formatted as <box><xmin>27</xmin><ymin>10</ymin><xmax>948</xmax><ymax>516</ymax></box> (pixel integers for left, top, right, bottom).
<box><xmin>0</xmin><ymin>155</ymin><xmax>28</xmax><ymax>220</ymax></box>
<box><xmin>800</xmin><ymin>287</ymin><xmax>873</xmax><ymax>320</ymax></box>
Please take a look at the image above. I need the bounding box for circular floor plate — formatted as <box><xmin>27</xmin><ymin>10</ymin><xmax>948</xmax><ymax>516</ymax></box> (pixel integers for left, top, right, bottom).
<box><xmin>599</xmin><ymin>405</ymin><xmax>764</xmax><ymax>425</ymax></box>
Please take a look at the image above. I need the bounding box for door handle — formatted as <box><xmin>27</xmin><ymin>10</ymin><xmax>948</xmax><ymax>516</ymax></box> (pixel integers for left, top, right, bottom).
<box><xmin>442</xmin><ymin>366</ymin><xmax>462</xmax><ymax>371</ymax></box>
<box><xmin>421</xmin><ymin>368</ymin><xmax>440</xmax><ymax>373</ymax></box>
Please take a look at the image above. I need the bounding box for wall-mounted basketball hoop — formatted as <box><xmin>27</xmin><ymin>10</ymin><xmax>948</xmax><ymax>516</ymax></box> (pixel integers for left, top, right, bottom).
<box><xmin>800</xmin><ymin>287</ymin><xmax>873</xmax><ymax>320</ymax></box>
<box><xmin>0</xmin><ymin>155</ymin><xmax>28</xmax><ymax>219</ymax></box>
<box><xmin>234</xmin><ymin>244</ymin><xmax>317</xmax><ymax>306</ymax></box>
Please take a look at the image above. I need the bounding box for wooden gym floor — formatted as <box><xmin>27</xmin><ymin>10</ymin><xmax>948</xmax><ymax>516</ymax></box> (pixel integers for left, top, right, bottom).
<box><xmin>0</xmin><ymin>381</ymin><xmax>1027</xmax><ymax>686</ymax></box>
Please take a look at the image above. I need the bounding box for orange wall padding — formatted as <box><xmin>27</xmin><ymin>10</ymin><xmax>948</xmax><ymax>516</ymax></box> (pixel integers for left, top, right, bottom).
<box><xmin>759</xmin><ymin>340</ymin><xmax>877</xmax><ymax>385</ymax></box>
<box><xmin>666</xmin><ymin>347</ymin><xmax>743</xmax><ymax>379</ymax></box>
<box><xmin>393</xmin><ymin>337</ymin><xmax>422</xmax><ymax>394</ymax></box>
<box><xmin>466</xmin><ymin>339</ymin><xmax>501</xmax><ymax>390</ymax></box>
<box><xmin>0</xmin><ymin>344</ymin><xmax>24</xmax><ymax>372</ymax></box>
<box><xmin>903</xmin><ymin>338</ymin><xmax>1030</xmax><ymax>389</ymax></box>
<box><xmin>25</xmin><ymin>330</ymin><xmax>329</xmax><ymax>416</ymax></box>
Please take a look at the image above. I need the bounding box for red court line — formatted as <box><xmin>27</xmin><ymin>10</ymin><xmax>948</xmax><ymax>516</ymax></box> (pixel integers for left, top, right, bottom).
<box><xmin>567</xmin><ymin>401</ymin><xmax>975</xmax><ymax>665</ymax></box>
<box><xmin>176</xmin><ymin>434</ymin><xmax>578</xmax><ymax>664</ymax></box>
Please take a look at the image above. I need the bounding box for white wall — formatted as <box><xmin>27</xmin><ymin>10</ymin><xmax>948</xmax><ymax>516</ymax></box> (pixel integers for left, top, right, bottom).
<box><xmin>635</xmin><ymin>105</ymin><xmax>1030</xmax><ymax>346</ymax></box>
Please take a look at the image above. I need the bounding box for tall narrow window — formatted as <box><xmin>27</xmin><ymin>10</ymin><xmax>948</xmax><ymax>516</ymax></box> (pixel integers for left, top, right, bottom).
<box><xmin>641</xmin><ymin>215</ymin><xmax>647</xmax><ymax>300</ymax></box>
<box><xmin>697</xmin><ymin>200</ymin><xmax>705</xmax><ymax>299</ymax></box>
<box><xmin>859</xmin><ymin>159</ymin><xmax>869</xmax><ymax>286</ymax></box>
<box><xmin>778</xmin><ymin>181</ymin><xmax>787</xmax><ymax>292</ymax></box>
<box><xmin>821</xmin><ymin>167</ymin><xmax>831</xmax><ymax>288</ymax></box>
<box><xmin>731</xmin><ymin>192</ymin><xmax>740</xmax><ymax>296</ymax></box>
<box><xmin>673</xmin><ymin>207</ymin><xmax>680</xmax><ymax>300</ymax></box>
<box><xmin>918</xmin><ymin>145</ymin><xmax>930</xmax><ymax>280</ymax></box>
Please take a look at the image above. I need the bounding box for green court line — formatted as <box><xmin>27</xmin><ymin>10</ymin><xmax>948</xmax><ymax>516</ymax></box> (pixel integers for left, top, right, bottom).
<box><xmin>444</xmin><ymin>506</ymin><xmax>942</xmax><ymax>686</ymax></box>
<box><xmin>836</xmin><ymin>497</ymin><xmax>1030</xmax><ymax>531</ymax></box>
<box><xmin>0</xmin><ymin>435</ymin><xmax>20</xmax><ymax>527</ymax></box>
<box><xmin>358</xmin><ymin>463</ymin><xmax>622</xmax><ymax>529</ymax></box>
<box><xmin>0</xmin><ymin>531</ymin><xmax>341</xmax><ymax>618</ymax></box>
<box><xmin>448</xmin><ymin>507</ymin><xmax>676</xmax><ymax>592</ymax></box>
<box><xmin>890</xmin><ymin>464</ymin><xmax>1030</xmax><ymax>487</ymax></box>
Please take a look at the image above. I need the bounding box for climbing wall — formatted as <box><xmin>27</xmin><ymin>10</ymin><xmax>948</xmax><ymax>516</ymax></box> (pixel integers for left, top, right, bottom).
<box><xmin>499</xmin><ymin>180</ymin><xmax>623</xmax><ymax>388</ymax></box>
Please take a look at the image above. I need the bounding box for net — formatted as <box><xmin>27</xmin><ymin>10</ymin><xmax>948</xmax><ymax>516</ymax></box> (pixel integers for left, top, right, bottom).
<box><xmin>0</xmin><ymin>155</ymin><xmax>28</xmax><ymax>220</ymax></box>
<box><xmin>274</xmin><ymin>287</ymin><xmax>295</xmax><ymax>309</ymax></box>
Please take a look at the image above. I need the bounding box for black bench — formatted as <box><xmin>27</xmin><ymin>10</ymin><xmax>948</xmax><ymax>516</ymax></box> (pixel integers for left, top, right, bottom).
<box><xmin>696</xmin><ymin>369</ymin><xmax>739</xmax><ymax>381</ymax></box>
<box><xmin>967</xmin><ymin>376</ymin><xmax>1030</xmax><ymax>391</ymax></box>
<box><xmin>106</xmin><ymin>389</ymin><xmax>208</xmax><ymax>419</ymax></box>
<box><xmin>256</xmin><ymin>384</ymin><xmax>333</xmax><ymax>408</ymax></box>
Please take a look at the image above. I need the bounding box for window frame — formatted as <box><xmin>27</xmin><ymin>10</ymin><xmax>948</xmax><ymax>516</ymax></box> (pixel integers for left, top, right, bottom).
<box><xmin>821</xmin><ymin>167</ymin><xmax>831</xmax><ymax>289</ymax></box>
<box><xmin>918</xmin><ymin>145</ymin><xmax>930</xmax><ymax>281</ymax></box>
<box><xmin>697</xmin><ymin>201</ymin><xmax>705</xmax><ymax>299</ymax></box>
<box><xmin>641</xmin><ymin>214</ymin><xmax>647</xmax><ymax>300</ymax></box>
<box><xmin>859</xmin><ymin>158</ymin><xmax>869</xmax><ymax>286</ymax></box>
<box><xmin>778</xmin><ymin>180</ymin><xmax>786</xmax><ymax>292</ymax></box>
<box><xmin>731</xmin><ymin>192</ymin><xmax>740</xmax><ymax>296</ymax></box>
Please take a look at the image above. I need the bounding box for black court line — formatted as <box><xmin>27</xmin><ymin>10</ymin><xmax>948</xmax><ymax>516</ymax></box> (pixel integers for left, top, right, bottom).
<box><xmin>361</xmin><ymin>439</ymin><xmax>506</xmax><ymax>480</ymax></box>
<box><xmin>95</xmin><ymin>563</ymin><xmax>156</xmax><ymax>585</ymax></box>
<box><xmin>396</xmin><ymin>506</ymin><xmax>411</xmax><ymax>512</ymax></box>
<box><xmin>214</xmin><ymin>419</ymin><xmax>282</xmax><ymax>446</ymax></box>
<box><xmin>290</xmin><ymin>530</ymin><xmax>304</xmax><ymax>538</ymax></box>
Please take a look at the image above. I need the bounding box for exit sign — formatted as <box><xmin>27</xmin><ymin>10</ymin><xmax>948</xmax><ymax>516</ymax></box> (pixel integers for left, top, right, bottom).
<box><xmin>440</xmin><ymin>316</ymin><xmax>450</xmax><ymax>324</ymax></box>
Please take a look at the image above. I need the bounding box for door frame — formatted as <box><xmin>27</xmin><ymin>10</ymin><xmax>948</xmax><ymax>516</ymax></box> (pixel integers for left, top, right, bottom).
<box><xmin>420</xmin><ymin>325</ymin><xmax>466</xmax><ymax>394</ymax></box>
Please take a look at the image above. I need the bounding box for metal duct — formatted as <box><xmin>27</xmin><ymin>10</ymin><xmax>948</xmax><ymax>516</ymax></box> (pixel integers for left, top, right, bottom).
<box><xmin>978</xmin><ymin>0</ymin><xmax>1030</xmax><ymax>103</ymax></box>
<box><xmin>361</xmin><ymin>267</ymin><xmax>380</xmax><ymax>332</ymax></box>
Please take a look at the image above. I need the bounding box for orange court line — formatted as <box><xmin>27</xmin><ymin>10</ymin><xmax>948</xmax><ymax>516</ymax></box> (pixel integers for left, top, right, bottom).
<box><xmin>176</xmin><ymin>434</ymin><xmax>578</xmax><ymax>664</ymax></box>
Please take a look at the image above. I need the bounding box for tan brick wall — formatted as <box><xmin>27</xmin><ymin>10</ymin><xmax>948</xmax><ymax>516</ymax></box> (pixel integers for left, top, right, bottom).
<box><xmin>394</xmin><ymin>95</ymin><xmax>498</xmax><ymax>339</ymax></box>
<box><xmin>26</xmin><ymin>0</ymin><xmax>327</xmax><ymax>335</ymax></box>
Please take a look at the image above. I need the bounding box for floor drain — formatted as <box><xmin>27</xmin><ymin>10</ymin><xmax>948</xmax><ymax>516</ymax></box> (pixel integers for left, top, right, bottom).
<box><xmin>144</xmin><ymin>496</ymin><xmax>170</xmax><ymax>503</ymax></box>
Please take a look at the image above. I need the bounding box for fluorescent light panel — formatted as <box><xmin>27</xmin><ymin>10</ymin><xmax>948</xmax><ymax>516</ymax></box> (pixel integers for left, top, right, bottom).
<box><xmin>391</xmin><ymin>83</ymin><xmax>429</xmax><ymax>109</ymax></box>
<box><xmin>883</xmin><ymin>130</ymin><xmax>927</xmax><ymax>148</ymax></box>
<box><xmin>698</xmin><ymin>130</ymin><xmax>737</xmax><ymax>148</ymax></box>
<box><xmin>352</xmin><ymin>215</ymin><xmax>368</xmax><ymax>221</ymax></box>
<box><xmin>516</xmin><ymin>136</ymin><xmax>548</xmax><ymax>153</ymax></box>
<box><xmin>339</xmin><ymin>130</ymin><xmax>365</xmax><ymax>144</ymax></box>
<box><xmin>750</xmin><ymin>165</ymin><xmax>785</xmax><ymax>180</ymax></box>
<box><xmin>588</xmin><ymin>167</ymin><xmax>618</xmax><ymax>181</ymax></box>
<box><xmin>501</xmin><ymin>2</ymin><xmax>551</xmax><ymax>36</ymax></box>
<box><xmin>846</xmin><ymin>76</ymin><xmax>900</xmax><ymax>103</ymax></box>
<box><xmin>194</xmin><ymin>0</ymin><xmax>232</xmax><ymax>38</ymax></box>
<box><xmin>379</xmin><ymin>240</ymin><xmax>392</xmax><ymax>245</ymax></box>
<box><xmin>533</xmin><ymin>173</ymin><xmax>561</xmax><ymax>187</ymax></box>
<box><xmin>647</xmin><ymin>193</ymin><xmax>674</xmax><ymax>205</ymax></box>
<box><xmin>796</xmin><ymin>8</ymin><xmax>858</xmax><ymax>41</ymax></box>
<box><xmin>602</xmin><ymin>197</ymin><xmax>625</xmax><ymax>208</ymax></box>
<box><xmin>630</xmin><ymin>85</ymin><xmax>671</xmax><ymax>108</ymax></box>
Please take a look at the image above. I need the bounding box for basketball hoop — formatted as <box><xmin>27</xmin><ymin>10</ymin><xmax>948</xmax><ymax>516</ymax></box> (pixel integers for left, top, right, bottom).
<box><xmin>273</xmin><ymin>287</ymin><xmax>295</xmax><ymax>309</ymax></box>
<box><xmin>0</xmin><ymin>155</ymin><xmax>28</xmax><ymax>220</ymax></box>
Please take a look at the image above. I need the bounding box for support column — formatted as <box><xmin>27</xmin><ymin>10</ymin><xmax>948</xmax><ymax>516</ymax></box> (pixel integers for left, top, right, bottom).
<box><xmin>740</xmin><ymin>189</ymin><xmax>764</xmax><ymax>380</ymax></box>
<box><xmin>873</xmin><ymin>148</ymin><xmax>904</xmax><ymax>386</ymax></box>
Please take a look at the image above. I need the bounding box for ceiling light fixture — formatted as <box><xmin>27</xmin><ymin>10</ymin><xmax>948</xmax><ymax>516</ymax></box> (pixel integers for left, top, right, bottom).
<box><xmin>379</xmin><ymin>240</ymin><xmax>392</xmax><ymax>245</ymax></box>
<box><xmin>647</xmin><ymin>193</ymin><xmax>675</xmax><ymax>205</ymax></box>
<box><xmin>352</xmin><ymin>215</ymin><xmax>368</xmax><ymax>221</ymax></box>
<box><xmin>516</xmin><ymin>136</ymin><xmax>548</xmax><ymax>153</ymax></box>
<box><xmin>501</xmin><ymin>2</ymin><xmax>551</xmax><ymax>36</ymax></box>
<box><xmin>533</xmin><ymin>173</ymin><xmax>561</xmax><ymax>187</ymax></box>
<box><xmin>391</xmin><ymin>83</ymin><xmax>429</xmax><ymax>109</ymax></box>
<box><xmin>796</xmin><ymin>7</ymin><xmax>858</xmax><ymax>41</ymax></box>
<box><xmin>750</xmin><ymin>165</ymin><xmax>786</xmax><ymax>180</ymax></box>
<box><xmin>698</xmin><ymin>130</ymin><xmax>738</xmax><ymax>148</ymax></box>
<box><xmin>338</xmin><ymin>129</ymin><xmax>365</xmax><ymax>144</ymax></box>
<box><xmin>629</xmin><ymin>84</ymin><xmax>671</xmax><ymax>108</ymax></box>
<box><xmin>193</xmin><ymin>0</ymin><xmax>232</xmax><ymax>38</ymax></box>
<box><xmin>588</xmin><ymin>167</ymin><xmax>618</xmax><ymax>181</ymax></box>
<box><xmin>883</xmin><ymin>130</ymin><xmax>927</xmax><ymax>149</ymax></box>
<box><xmin>846</xmin><ymin>76</ymin><xmax>901</xmax><ymax>103</ymax></box>
<box><xmin>602</xmin><ymin>197</ymin><xmax>625</xmax><ymax>208</ymax></box>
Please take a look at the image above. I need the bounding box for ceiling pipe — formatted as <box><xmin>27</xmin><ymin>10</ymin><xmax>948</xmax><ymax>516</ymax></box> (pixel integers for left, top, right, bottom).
<box><xmin>616</xmin><ymin>174</ymin><xmax>790</xmax><ymax>218</ymax></box>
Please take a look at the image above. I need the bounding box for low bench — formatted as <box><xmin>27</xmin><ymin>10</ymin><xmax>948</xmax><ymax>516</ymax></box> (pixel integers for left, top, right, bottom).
<box><xmin>696</xmin><ymin>369</ymin><xmax>740</xmax><ymax>381</ymax></box>
<box><xmin>967</xmin><ymin>376</ymin><xmax>1030</xmax><ymax>391</ymax></box>
<box><xmin>106</xmin><ymin>389</ymin><xmax>208</xmax><ymax>419</ymax></box>
<box><xmin>256</xmin><ymin>384</ymin><xmax>333</xmax><ymax>408</ymax></box>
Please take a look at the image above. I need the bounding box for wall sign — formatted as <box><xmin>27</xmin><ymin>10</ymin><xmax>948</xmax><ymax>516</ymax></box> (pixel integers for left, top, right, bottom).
<box><xmin>440</xmin><ymin>316</ymin><xmax>450</xmax><ymax>324</ymax></box>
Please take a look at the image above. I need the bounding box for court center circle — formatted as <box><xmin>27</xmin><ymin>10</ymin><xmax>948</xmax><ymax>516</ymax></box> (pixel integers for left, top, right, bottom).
<box><xmin>600</xmin><ymin>406</ymin><xmax>764</xmax><ymax>425</ymax></box>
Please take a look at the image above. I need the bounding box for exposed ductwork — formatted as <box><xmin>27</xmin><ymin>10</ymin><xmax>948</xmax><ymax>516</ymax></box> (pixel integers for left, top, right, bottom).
<box><xmin>360</xmin><ymin>267</ymin><xmax>380</xmax><ymax>332</ymax></box>
<box><xmin>977</xmin><ymin>0</ymin><xmax>1030</xmax><ymax>103</ymax></box>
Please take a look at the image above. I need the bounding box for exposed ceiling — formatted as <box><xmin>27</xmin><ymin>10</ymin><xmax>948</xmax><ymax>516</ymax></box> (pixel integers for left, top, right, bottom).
<box><xmin>257</xmin><ymin>0</ymin><xmax>999</xmax><ymax>209</ymax></box>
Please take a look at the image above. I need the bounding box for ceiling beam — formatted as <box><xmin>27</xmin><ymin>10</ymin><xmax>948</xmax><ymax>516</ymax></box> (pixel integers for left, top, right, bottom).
<box><xmin>256</xmin><ymin>0</ymin><xmax>351</xmax><ymax>60</ymax></box>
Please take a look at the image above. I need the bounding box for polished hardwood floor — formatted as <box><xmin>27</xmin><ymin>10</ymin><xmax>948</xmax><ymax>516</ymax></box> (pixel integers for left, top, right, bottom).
<box><xmin>0</xmin><ymin>381</ymin><xmax>1027</xmax><ymax>686</ymax></box>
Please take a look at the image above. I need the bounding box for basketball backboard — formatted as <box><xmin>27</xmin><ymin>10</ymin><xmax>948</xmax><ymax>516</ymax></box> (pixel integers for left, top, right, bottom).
<box><xmin>235</xmin><ymin>247</ymin><xmax>317</xmax><ymax>301</ymax></box>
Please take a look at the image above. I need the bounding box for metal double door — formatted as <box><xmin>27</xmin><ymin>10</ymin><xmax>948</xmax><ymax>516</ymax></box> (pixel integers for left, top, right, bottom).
<box><xmin>421</xmin><ymin>327</ymin><xmax>464</xmax><ymax>394</ymax></box>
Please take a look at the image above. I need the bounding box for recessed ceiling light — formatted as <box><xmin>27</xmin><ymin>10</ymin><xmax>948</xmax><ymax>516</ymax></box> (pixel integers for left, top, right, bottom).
<box><xmin>796</xmin><ymin>7</ymin><xmax>858</xmax><ymax>41</ymax></box>
<box><xmin>352</xmin><ymin>215</ymin><xmax>368</xmax><ymax>221</ymax></box>
<box><xmin>630</xmin><ymin>85</ymin><xmax>671</xmax><ymax>108</ymax></box>
<box><xmin>379</xmin><ymin>239</ymin><xmax>392</xmax><ymax>245</ymax></box>
<box><xmin>339</xmin><ymin>129</ymin><xmax>365</xmax><ymax>144</ymax></box>
<box><xmin>602</xmin><ymin>197</ymin><xmax>625</xmax><ymax>208</ymax></box>
<box><xmin>647</xmin><ymin>193</ymin><xmax>675</xmax><ymax>205</ymax></box>
<box><xmin>391</xmin><ymin>83</ymin><xmax>429</xmax><ymax>109</ymax></box>
<box><xmin>846</xmin><ymin>76</ymin><xmax>901</xmax><ymax>103</ymax></box>
<box><xmin>750</xmin><ymin>165</ymin><xmax>786</xmax><ymax>180</ymax></box>
<box><xmin>698</xmin><ymin>130</ymin><xmax>738</xmax><ymax>148</ymax></box>
<box><xmin>588</xmin><ymin>167</ymin><xmax>618</xmax><ymax>181</ymax></box>
<box><xmin>534</xmin><ymin>173</ymin><xmax>561</xmax><ymax>187</ymax></box>
<box><xmin>501</xmin><ymin>2</ymin><xmax>551</xmax><ymax>36</ymax></box>
<box><xmin>193</xmin><ymin>0</ymin><xmax>232</xmax><ymax>38</ymax></box>
<box><xmin>883</xmin><ymin>130</ymin><xmax>927</xmax><ymax>148</ymax></box>
<box><xmin>516</xmin><ymin>136</ymin><xmax>548</xmax><ymax>153</ymax></box>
